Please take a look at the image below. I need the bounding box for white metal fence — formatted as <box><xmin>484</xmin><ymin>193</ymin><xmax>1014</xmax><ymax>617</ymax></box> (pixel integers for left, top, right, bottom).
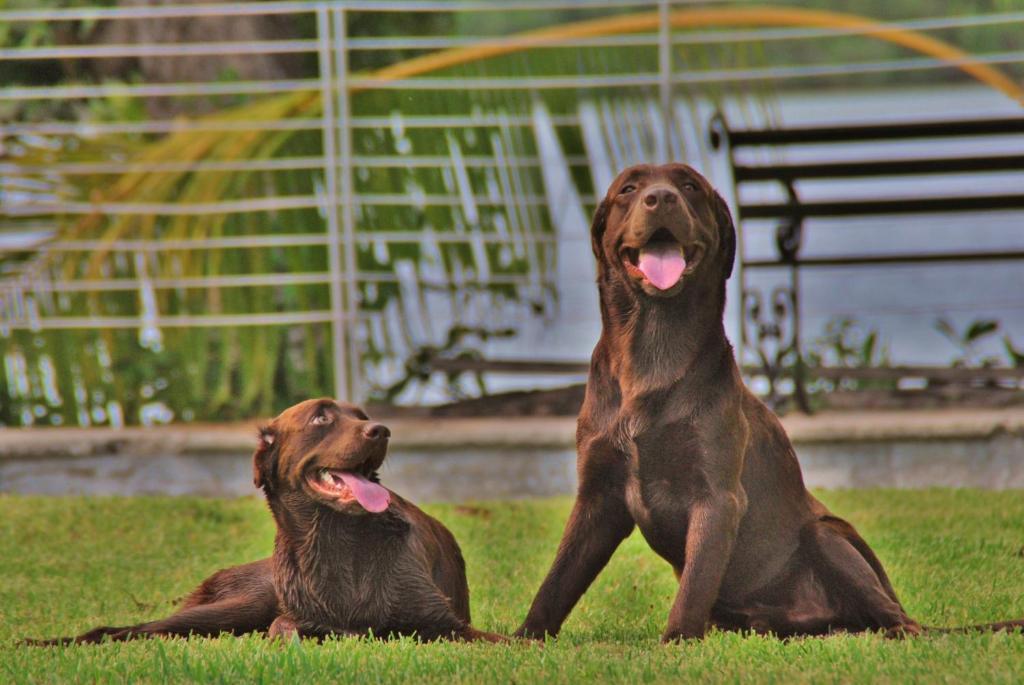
<box><xmin>2</xmin><ymin>1</ymin><xmax>1023</xmax><ymax>426</ymax></box>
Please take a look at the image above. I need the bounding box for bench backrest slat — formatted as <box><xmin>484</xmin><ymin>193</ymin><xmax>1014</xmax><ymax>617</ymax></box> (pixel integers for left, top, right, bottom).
<box><xmin>740</xmin><ymin>193</ymin><xmax>1024</xmax><ymax>220</ymax></box>
<box><xmin>724</xmin><ymin>117</ymin><xmax>1024</xmax><ymax>146</ymax></box>
<box><xmin>734</xmin><ymin>153</ymin><xmax>1024</xmax><ymax>182</ymax></box>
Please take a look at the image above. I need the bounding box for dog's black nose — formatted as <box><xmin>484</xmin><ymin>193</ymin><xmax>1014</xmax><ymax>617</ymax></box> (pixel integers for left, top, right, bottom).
<box><xmin>364</xmin><ymin>423</ymin><xmax>390</xmax><ymax>441</ymax></box>
<box><xmin>643</xmin><ymin>186</ymin><xmax>678</xmax><ymax>209</ymax></box>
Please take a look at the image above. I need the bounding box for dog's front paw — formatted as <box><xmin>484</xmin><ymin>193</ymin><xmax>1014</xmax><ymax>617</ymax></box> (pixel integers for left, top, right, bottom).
<box><xmin>883</xmin><ymin>621</ymin><xmax>922</xmax><ymax>639</ymax></box>
<box><xmin>660</xmin><ymin>626</ymin><xmax>706</xmax><ymax>643</ymax></box>
<box><xmin>513</xmin><ymin>624</ymin><xmax>553</xmax><ymax>641</ymax></box>
<box><xmin>458</xmin><ymin>627</ymin><xmax>512</xmax><ymax>643</ymax></box>
<box><xmin>268</xmin><ymin>615</ymin><xmax>300</xmax><ymax>640</ymax></box>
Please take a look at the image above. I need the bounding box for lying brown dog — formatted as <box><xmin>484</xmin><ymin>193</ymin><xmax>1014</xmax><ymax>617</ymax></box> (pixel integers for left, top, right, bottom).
<box><xmin>28</xmin><ymin>398</ymin><xmax>503</xmax><ymax>644</ymax></box>
<box><xmin>517</xmin><ymin>163</ymin><xmax>1024</xmax><ymax>641</ymax></box>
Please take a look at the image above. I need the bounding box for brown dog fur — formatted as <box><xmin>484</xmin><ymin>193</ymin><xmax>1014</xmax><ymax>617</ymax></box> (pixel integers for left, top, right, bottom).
<box><xmin>27</xmin><ymin>398</ymin><xmax>503</xmax><ymax>645</ymax></box>
<box><xmin>516</xmin><ymin>163</ymin><xmax>1024</xmax><ymax>641</ymax></box>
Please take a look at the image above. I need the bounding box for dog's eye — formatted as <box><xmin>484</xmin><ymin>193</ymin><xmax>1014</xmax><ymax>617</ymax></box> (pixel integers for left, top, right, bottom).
<box><xmin>682</xmin><ymin>182</ymin><xmax>698</xmax><ymax>192</ymax></box>
<box><xmin>619</xmin><ymin>184</ymin><xmax>636</xmax><ymax>195</ymax></box>
<box><xmin>310</xmin><ymin>413</ymin><xmax>332</xmax><ymax>426</ymax></box>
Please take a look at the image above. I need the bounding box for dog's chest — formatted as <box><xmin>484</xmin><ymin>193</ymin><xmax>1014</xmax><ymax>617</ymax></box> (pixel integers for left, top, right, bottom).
<box><xmin>624</xmin><ymin>468</ymin><xmax>690</xmax><ymax>567</ymax></box>
<box><xmin>618</xmin><ymin>415</ymin><xmax>711</xmax><ymax>563</ymax></box>
<box><xmin>325</xmin><ymin>540</ymin><xmax>417</xmax><ymax>626</ymax></box>
<box><xmin>284</xmin><ymin>528</ymin><xmax>411</xmax><ymax>632</ymax></box>
<box><xmin>327</xmin><ymin>560</ymin><xmax>397</xmax><ymax>627</ymax></box>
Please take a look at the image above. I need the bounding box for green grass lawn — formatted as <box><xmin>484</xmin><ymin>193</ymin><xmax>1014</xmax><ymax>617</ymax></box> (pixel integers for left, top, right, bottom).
<box><xmin>3</xmin><ymin>490</ymin><xmax>1024</xmax><ymax>684</ymax></box>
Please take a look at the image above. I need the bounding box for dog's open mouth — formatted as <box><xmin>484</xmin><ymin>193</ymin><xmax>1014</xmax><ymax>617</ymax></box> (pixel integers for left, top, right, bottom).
<box><xmin>308</xmin><ymin>468</ymin><xmax>391</xmax><ymax>513</ymax></box>
<box><xmin>622</xmin><ymin>229</ymin><xmax>695</xmax><ymax>291</ymax></box>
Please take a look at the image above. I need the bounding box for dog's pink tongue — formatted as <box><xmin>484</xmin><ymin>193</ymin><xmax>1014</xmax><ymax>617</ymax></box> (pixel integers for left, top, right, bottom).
<box><xmin>638</xmin><ymin>243</ymin><xmax>686</xmax><ymax>290</ymax></box>
<box><xmin>338</xmin><ymin>472</ymin><xmax>391</xmax><ymax>513</ymax></box>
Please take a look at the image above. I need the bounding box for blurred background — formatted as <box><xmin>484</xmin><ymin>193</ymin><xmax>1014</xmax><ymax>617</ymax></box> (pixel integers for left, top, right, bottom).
<box><xmin>5</xmin><ymin>9</ymin><xmax>1024</xmax><ymax>678</ymax></box>
<box><xmin>1</xmin><ymin>0</ymin><xmax>1023</xmax><ymax>498</ymax></box>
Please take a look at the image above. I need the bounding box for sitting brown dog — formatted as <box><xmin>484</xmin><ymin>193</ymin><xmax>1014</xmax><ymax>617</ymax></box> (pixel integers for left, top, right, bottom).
<box><xmin>28</xmin><ymin>398</ymin><xmax>503</xmax><ymax>644</ymax></box>
<box><xmin>516</xmin><ymin>163</ymin><xmax>1024</xmax><ymax>641</ymax></box>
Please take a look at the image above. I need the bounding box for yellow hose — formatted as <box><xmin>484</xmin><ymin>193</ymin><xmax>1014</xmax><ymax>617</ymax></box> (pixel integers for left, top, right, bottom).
<box><xmin>362</xmin><ymin>6</ymin><xmax>1023</xmax><ymax>105</ymax></box>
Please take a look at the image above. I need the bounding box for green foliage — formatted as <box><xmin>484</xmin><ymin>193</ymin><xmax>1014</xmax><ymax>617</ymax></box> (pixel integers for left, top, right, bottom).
<box><xmin>3</xmin><ymin>492</ymin><xmax>1024</xmax><ymax>683</ymax></box>
<box><xmin>804</xmin><ymin>317</ymin><xmax>894</xmax><ymax>394</ymax></box>
<box><xmin>934</xmin><ymin>317</ymin><xmax>1003</xmax><ymax>368</ymax></box>
<box><xmin>730</xmin><ymin>0</ymin><xmax>1024</xmax><ymax>91</ymax></box>
<box><xmin>11</xmin><ymin>1</ymin><xmax>1017</xmax><ymax>425</ymax></box>
<box><xmin>1004</xmin><ymin>336</ymin><xmax>1024</xmax><ymax>368</ymax></box>
<box><xmin>1</xmin><ymin>55</ymin><xmax>562</xmax><ymax>425</ymax></box>
<box><xmin>2</xmin><ymin>9</ymin><xmax>775</xmax><ymax>426</ymax></box>
<box><xmin>806</xmin><ymin>317</ymin><xmax>890</xmax><ymax>370</ymax></box>
<box><xmin>0</xmin><ymin>0</ymin><xmax>119</xmax><ymax>51</ymax></box>
<box><xmin>377</xmin><ymin>324</ymin><xmax>516</xmax><ymax>404</ymax></box>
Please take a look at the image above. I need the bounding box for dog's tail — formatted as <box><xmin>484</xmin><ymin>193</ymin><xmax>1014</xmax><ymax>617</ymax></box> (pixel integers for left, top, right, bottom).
<box><xmin>21</xmin><ymin>625</ymin><xmax>139</xmax><ymax>646</ymax></box>
<box><xmin>924</xmin><ymin>619</ymin><xmax>1024</xmax><ymax>634</ymax></box>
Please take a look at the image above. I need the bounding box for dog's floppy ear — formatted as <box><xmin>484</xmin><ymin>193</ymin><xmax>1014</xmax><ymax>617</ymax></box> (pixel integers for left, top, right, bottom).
<box><xmin>712</xmin><ymin>190</ymin><xmax>737</xmax><ymax>280</ymax></box>
<box><xmin>252</xmin><ymin>426</ymin><xmax>278</xmax><ymax>491</ymax></box>
<box><xmin>590</xmin><ymin>198</ymin><xmax>611</xmax><ymax>260</ymax></box>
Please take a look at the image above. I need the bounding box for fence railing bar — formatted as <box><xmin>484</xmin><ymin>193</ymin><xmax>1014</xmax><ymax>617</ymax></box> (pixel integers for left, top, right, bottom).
<box><xmin>3</xmin><ymin>74</ymin><xmax>655</xmax><ymax>101</ymax></box>
<box><xmin>7</xmin><ymin>196</ymin><xmax>323</xmax><ymax>217</ymax></box>
<box><xmin>334</xmin><ymin>6</ymin><xmax>366</xmax><ymax>399</ymax></box>
<box><xmin>3</xmin><ymin>154</ymin><xmax>594</xmax><ymax>176</ymax></box>
<box><xmin>0</xmin><ymin>0</ymin><xmax>683</xmax><ymax>23</ymax></box>
<box><xmin>657</xmin><ymin>0</ymin><xmax>672</xmax><ymax>163</ymax></box>
<box><xmin>49</xmin><ymin>235</ymin><xmax>330</xmax><ymax>250</ymax></box>
<box><xmin>1</xmin><ymin>79</ymin><xmax>319</xmax><ymax>102</ymax></box>
<box><xmin>0</xmin><ymin>34</ymin><xmax>661</xmax><ymax>59</ymax></box>
<box><xmin>356</xmin><ymin>193</ymin><xmax>551</xmax><ymax>206</ymax></box>
<box><xmin>44</xmin><ymin>231</ymin><xmax>557</xmax><ymax>252</ymax></box>
<box><xmin>346</xmin><ymin>74</ymin><xmax>661</xmax><ymax>90</ymax></box>
<box><xmin>353</xmin><ymin>231</ymin><xmax>557</xmax><ymax>243</ymax></box>
<box><xmin>2</xmin><ymin>311</ymin><xmax>339</xmax><ymax>331</ymax></box>
<box><xmin>1</xmin><ymin>115</ymin><xmax>580</xmax><ymax>139</ymax></box>
<box><xmin>672</xmin><ymin>50</ymin><xmax>1024</xmax><ymax>84</ymax></box>
<box><xmin>26</xmin><ymin>272</ymin><xmax>333</xmax><ymax>292</ymax></box>
<box><xmin>0</xmin><ymin>119</ymin><xmax>326</xmax><ymax>136</ymax></box>
<box><xmin>336</xmin><ymin>273</ymin><xmax>539</xmax><ymax>285</ymax></box>
<box><xmin>19</xmin><ymin>298</ymin><xmax>1024</xmax><ymax>335</ymax></box>
<box><xmin>0</xmin><ymin>177</ymin><xmax>53</xmax><ymax>191</ymax></box>
<box><xmin>351</xmin><ymin>113</ymin><xmax>581</xmax><ymax>128</ymax></box>
<box><xmin>354</xmin><ymin>154</ymin><xmax>591</xmax><ymax>167</ymax></box>
<box><xmin>2</xmin><ymin>155</ymin><xmax>590</xmax><ymax>175</ymax></box>
<box><xmin>347</xmin><ymin>33</ymin><xmax>659</xmax><ymax>50</ymax></box>
<box><xmin>427</xmin><ymin>360</ymin><xmax>1024</xmax><ymax>382</ymax></box>
<box><xmin>0</xmin><ymin>40</ymin><xmax>320</xmax><ymax>61</ymax></box>
<box><xmin>430</xmin><ymin>357</ymin><xmax>590</xmax><ymax>374</ymax></box>
<box><xmin>8</xmin><ymin>193</ymin><xmax>552</xmax><ymax>216</ymax></box>
<box><xmin>2</xmin><ymin>158</ymin><xmax>326</xmax><ymax>176</ymax></box>
<box><xmin>13</xmin><ymin>270</ymin><xmax>545</xmax><ymax>293</ymax></box>
<box><xmin>670</xmin><ymin>10</ymin><xmax>1024</xmax><ymax>46</ymax></box>
<box><xmin>321</xmin><ymin>4</ymin><xmax>353</xmax><ymax>402</ymax></box>
<box><xmin>338</xmin><ymin>0</ymin><xmax>713</xmax><ymax>12</ymax></box>
<box><xmin>0</xmin><ymin>2</ymin><xmax>322</xmax><ymax>21</ymax></box>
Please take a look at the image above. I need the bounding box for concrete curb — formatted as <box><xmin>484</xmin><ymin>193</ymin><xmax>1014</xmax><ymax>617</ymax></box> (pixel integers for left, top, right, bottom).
<box><xmin>3</xmin><ymin>408</ymin><xmax>1024</xmax><ymax>460</ymax></box>
<box><xmin>3</xmin><ymin>408</ymin><xmax>1024</xmax><ymax>498</ymax></box>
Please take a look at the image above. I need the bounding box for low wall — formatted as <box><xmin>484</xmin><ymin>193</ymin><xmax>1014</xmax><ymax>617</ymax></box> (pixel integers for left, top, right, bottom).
<box><xmin>1</xmin><ymin>409</ymin><xmax>1023</xmax><ymax>501</ymax></box>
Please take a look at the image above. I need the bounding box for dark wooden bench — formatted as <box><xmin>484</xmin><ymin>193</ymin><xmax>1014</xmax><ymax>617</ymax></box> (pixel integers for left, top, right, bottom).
<box><xmin>709</xmin><ymin>113</ymin><xmax>1024</xmax><ymax>411</ymax></box>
